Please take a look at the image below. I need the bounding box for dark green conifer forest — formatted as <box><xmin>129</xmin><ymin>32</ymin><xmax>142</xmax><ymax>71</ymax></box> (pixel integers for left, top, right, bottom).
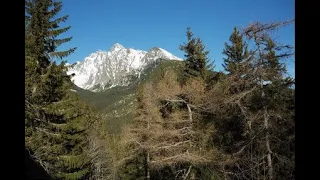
<box><xmin>25</xmin><ymin>0</ymin><xmax>294</xmax><ymax>179</ymax></box>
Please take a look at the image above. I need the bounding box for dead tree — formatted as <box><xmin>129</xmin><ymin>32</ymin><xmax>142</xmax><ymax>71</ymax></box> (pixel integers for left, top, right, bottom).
<box><xmin>216</xmin><ymin>20</ymin><xmax>295</xmax><ymax>180</ymax></box>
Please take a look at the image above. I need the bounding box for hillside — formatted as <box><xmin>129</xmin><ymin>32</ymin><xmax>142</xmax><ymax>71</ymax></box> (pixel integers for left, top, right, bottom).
<box><xmin>76</xmin><ymin>59</ymin><xmax>184</xmax><ymax>134</ymax></box>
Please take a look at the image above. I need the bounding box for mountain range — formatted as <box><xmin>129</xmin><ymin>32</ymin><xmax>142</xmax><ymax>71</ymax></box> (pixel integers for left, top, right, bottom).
<box><xmin>67</xmin><ymin>43</ymin><xmax>182</xmax><ymax>92</ymax></box>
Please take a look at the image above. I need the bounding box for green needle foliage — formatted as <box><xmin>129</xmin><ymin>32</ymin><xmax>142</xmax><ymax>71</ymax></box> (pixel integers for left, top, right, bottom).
<box><xmin>180</xmin><ymin>27</ymin><xmax>213</xmax><ymax>81</ymax></box>
<box><xmin>222</xmin><ymin>27</ymin><xmax>251</xmax><ymax>75</ymax></box>
<box><xmin>25</xmin><ymin>1</ymin><xmax>92</xmax><ymax>179</ymax></box>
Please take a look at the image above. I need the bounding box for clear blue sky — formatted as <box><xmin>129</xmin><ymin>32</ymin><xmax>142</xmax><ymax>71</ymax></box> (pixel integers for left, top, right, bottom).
<box><xmin>58</xmin><ymin>0</ymin><xmax>294</xmax><ymax>76</ymax></box>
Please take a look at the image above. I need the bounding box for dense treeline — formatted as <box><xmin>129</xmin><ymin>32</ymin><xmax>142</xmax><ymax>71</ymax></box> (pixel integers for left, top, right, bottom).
<box><xmin>114</xmin><ymin>22</ymin><xmax>294</xmax><ymax>180</ymax></box>
<box><xmin>25</xmin><ymin>0</ymin><xmax>294</xmax><ymax>179</ymax></box>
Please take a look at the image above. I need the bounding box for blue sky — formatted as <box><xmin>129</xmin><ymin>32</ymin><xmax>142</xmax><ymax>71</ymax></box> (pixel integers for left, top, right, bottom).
<box><xmin>58</xmin><ymin>0</ymin><xmax>294</xmax><ymax>76</ymax></box>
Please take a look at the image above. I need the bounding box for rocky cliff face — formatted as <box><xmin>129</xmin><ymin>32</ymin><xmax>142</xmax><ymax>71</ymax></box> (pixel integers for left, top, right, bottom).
<box><xmin>67</xmin><ymin>43</ymin><xmax>182</xmax><ymax>92</ymax></box>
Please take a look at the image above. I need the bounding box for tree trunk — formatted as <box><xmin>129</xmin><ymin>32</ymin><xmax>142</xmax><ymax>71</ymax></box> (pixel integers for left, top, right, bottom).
<box><xmin>146</xmin><ymin>107</ymin><xmax>150</xmax><ymax>180</ymax></box>
<box><xmin>264</xmin><ymin>108</ymin><xmax>273</xmax><ymax>180</ymax></box>
<box><xmin>183</xmin><ymin>165</ymin><xmax>192</xmax><ymax>180</ymax></box>
<box><xmin>146</xmin><ymin>151</ymin><xmax>150</xmax><ymax>180</ymax></box>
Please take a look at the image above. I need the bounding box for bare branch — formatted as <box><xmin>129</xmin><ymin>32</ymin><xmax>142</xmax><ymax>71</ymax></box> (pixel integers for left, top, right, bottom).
<box><xmin>183</xmin><ymin>165</ymin><xmax>192</xmax><ymax>180</ymax></box>
<box><xmin>35</xmin><ymin>127</ymin><xmax>60</xmax><ymax>136</ymax></box>
<box><xmin>224</xmin><ymin>87</ymin><xmax>257</xmax><ymax>104</ymax></box>
<box><xmin>151</xmin><ymin>140</ymin><xmax>191</xmax><ymax>151</ymax></box>
<box><xmin>165</xmin><ymin>99</ymin><xmax>194</xmax><ymax>122</ymax></box>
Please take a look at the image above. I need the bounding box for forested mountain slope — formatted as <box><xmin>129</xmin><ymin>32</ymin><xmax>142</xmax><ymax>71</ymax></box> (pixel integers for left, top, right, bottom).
<box><xmin>75</xmin><ymin>59</ymin><xmax>185</xmax><ymax>134</ymax></box>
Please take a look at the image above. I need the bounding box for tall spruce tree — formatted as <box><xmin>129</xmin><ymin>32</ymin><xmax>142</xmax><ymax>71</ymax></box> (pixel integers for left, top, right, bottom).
<box><xmin>221</xmin><ymin>27</ymin><xmax>253</xmax><ymax>94</ymax></box>
<box><xmin>242</xmin><ymin>21</ymin><xmax>294</xmax><ymax>180</ymax></box>
<box><xmin>222</xmin><ymin>27</ymin><xmax>250</xmax><ymax>75</ymax></box>
<box><xmin>25</xmin><ymin>0</ymin><xmax>92</xmax><ymax>179</ymax></box>
<box><xmin>179</xmin><ymin>27</ymin><xmax>212</xmax><ymax>80</ymax></box>
<box><xmin>212</xmin><ymin>21</ymin><xmax>295</xmax><ymax>180</ymax></box>
<box><xmin>25</xmin><ymin>0</ymin><xmax>76</xmax><ymax>73</ymax></box>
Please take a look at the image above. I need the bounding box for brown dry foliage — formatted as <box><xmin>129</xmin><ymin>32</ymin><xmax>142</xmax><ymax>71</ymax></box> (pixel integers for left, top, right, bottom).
<box><xmin>181</xmin><ymin>77</ymin><xmax>206</xmax><ymax>105</ymax></box>
<box><xmin>119</xmin><ymin>70</ymin><xmax>224</xmax><ymax>177</ymax></box>
<box><xmin>154</xmin><ymin>70</ymin><xmax>182</xmax><ymax>99</ymax></box>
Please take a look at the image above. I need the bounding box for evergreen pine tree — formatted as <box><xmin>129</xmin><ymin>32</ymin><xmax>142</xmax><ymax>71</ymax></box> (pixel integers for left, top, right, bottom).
<box><xmin>179</xmin><ymin>27</ymin><xmax>212</xmax><ymax>80</ymax></box>
<box><xmin>25</xmin><ymin>0</ymin><xmax>92</xmax><ymax>179</ymax></box>
<box><xmin>216</xmin><ymin>21</ymin><xmax>295</xmax><ymax>180</ymax></box>
<box><xmin>26</xmin><ymin>63</ymin><xmax>92</xmax><ymax>179</ymax></box>
<box><xmin>222</xmin><ymin>27</ymin><xmax>250</xmax><ymax>75</ymax></box>
<box><xmin>245</xmin><ymin>22</ymin><xmax>294</xmax><ymax>179</ymax></box>
<box><xmin>221</xmin><ymin>27</ymin><xmax>253</xmax><ymax>94</ymax></box>
<box><xmin>25</xmin><ymin>0</ymin><xmax>76</xmax><ymax>73</ymax></box>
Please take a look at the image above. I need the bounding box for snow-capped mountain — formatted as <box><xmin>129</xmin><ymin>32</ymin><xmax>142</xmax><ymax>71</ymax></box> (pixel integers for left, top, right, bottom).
<box><xmin>67</xmin><ymin>43</ymin><xmax>182</xmax><ymax>92</ymax></box>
